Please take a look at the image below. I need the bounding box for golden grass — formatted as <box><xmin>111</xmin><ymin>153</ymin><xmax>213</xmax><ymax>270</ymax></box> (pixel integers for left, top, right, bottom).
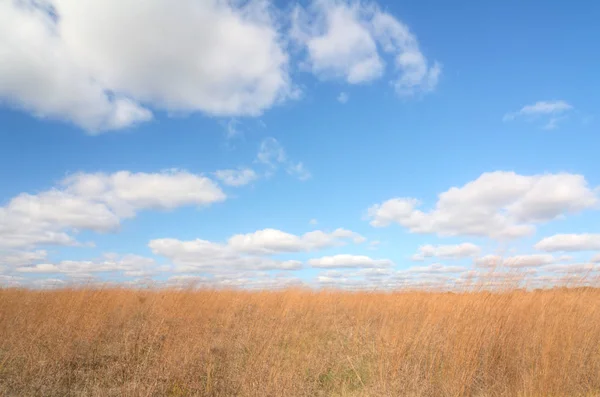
<box><xmin>0</xmin><ymin>287</ymin><xmax>599</xmax><ymax>396</ymax></box>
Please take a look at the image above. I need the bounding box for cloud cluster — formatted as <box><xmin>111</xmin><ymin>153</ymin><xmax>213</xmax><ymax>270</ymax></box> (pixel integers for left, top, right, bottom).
<box><xmin>0</xmin><ymin>0</ymin><xmax>439</xmax><ymax>132</ymax></box>
<box><xmin>291</xmin><ymin>0</ymin><xmax>440</xmax><ymax>94</ymax></box>
<box><xmin>0</xmin><ymin>170</ymin><xmax>225</xmax><ymax>250</ymax></box>
<box><xmin>0</xmin><ymin>0</ymin><xmax>292</xmax><ymax>131</ymax></box>
<box><xmin>368</xmin><ymin>171</ymin><xmax>598</xmax><ymax>239</ymax></box>
<box><xmin>15</xmin><ymin>253</ymin><xmax>156</xmax><ymax>276</ymax></box>
<box><xmin>150</xmin><ymin>227</ymin><xmax>365</xmax><ymax>272</ymax></box>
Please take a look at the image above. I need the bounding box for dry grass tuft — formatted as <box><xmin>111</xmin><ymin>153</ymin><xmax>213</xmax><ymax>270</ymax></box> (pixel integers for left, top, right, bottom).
<box><xmin>1</xmin><ymin>286</ymin><xmax>599</xmax><ymax>396</ymax></box>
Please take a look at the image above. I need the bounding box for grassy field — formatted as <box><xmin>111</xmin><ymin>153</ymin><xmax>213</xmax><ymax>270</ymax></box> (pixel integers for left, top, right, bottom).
<box><xmin>0</xmin><ymin>286</ymin><xmax>599</xmax><ymax>396</ymax></box>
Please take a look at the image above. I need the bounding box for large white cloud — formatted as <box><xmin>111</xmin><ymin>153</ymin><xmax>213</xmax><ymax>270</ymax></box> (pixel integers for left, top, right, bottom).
<box><xmin>535</xmin><ymin>234</ymin><xmax>600</xmax><ymax>252</ymax></box>
<box><xmin>368</xmin><ymin>171</ymin><xmax>598</xmax><ymax>239</ymax></box>
<box><xmin>291</xmin><ymin>0</ymin><xmax>440</xmax><ymax>94</ymax></box>
<box><xmin>0</xmin><ymin>0</ymin><xmax>292</xmax><ymax>132</ymax></box>
<box><xmin>411</xmin><ymin>243</ymin><xmax>480</xmax><ymax>261</ymax></box>
<box><xmin>0</xmin><ymin>170</ymin><xmax>225</xmax><ymax>249</ymax></box>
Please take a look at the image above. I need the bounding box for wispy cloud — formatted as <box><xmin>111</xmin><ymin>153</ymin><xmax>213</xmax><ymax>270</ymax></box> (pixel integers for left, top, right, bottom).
<box><xmin>504</xmin><ymin>100</ymin><xmax>573</xmax><ymax>129</ymax></box>
<box><xmin>256</xmin><ymin>138</ymin><xmax>311</xmax><ymax>181</ymax></box>
<box><xmin>337</xmin><ymin>92</ymin><xmax>349</xmax><ymax>103</ymax></box>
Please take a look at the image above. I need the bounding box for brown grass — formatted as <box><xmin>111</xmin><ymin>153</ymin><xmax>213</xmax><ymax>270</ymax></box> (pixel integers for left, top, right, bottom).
<box><xmin>0</xmin><ymin>287</ymin><xmax>599</xmax><ymax>396</ymax></box>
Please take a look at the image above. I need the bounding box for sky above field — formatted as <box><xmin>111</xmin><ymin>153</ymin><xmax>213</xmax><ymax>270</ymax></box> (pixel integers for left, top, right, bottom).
<box><xmin>1</xmin><ymin>0</ymin><xmax>600</xmax><ymax>289</ymax></box>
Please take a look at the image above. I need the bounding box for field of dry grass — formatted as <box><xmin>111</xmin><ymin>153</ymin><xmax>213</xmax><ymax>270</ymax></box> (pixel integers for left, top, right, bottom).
<box><xmin>0</xmin><ymin>286</ymin><xmax>599</xmax><ymax>396</ymax></box>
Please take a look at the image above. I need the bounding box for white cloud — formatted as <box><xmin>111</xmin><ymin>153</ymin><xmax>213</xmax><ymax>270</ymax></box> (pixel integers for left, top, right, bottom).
<box><xmin>256</xmin><ymin>137</ymin><xmax>310</xmax><ymax>180</ymax></box>
<box><xmin>337</xmin><ymin>92</ymin><xmax>349</xmax><ymax>103</ymax></box>
<box><xmin>0</xmin><ymin>0</ymin><xmax>292</xmax><ymax>132</ymax></box>
<box><xmin>367</xmin><ymin>171</ymin><xmax>598</xmax><ymax>239</ymax></box>
<box><xmin>0</xmin><ymin>170</ymin><xmax>225</xmax><ymax>249</ymax></box>
<box><xmin>63</xmin><ymin>170</ymin><xmax>225</xmax><ymax>215</ymax></box>
<box><xmin>149</xmin><ymin>237</ymin><xmax>302</xmax><ymax>272</ymax></box>
<box><xmin>0</xmin><ymin>250</ymin><xmax>48</xmax><ymax>266</ymax></box>
<box><xmin>504</xmin><ymin>100</ymin><xmax>573</xmax><ymax>129</ymax></box>
<box><xmin>370</xmin><ymin>10</ymin><xmax>441</xmax><ymax>95</ymax></box>
<box><xmin>411</xmin><ymin>243</ymin><xmax>480</xmax><ymax>261</ymax></box>
<box><xmin>16</xmin><ymin>263</ymin><xmax>61</xmax><ymax>274</ymax></box>
<box><xmin>214</xmin><ymin>168</ymin><xmax>258</xmax><ymax>186</ymax></box>
<box><xmin>292</xmin><ymin>1</ymin><xmax>383</xmax><ymax>83</ymax></box>
<box><xmin>503</xmin><ymin>254</ymin><xmax>555</xmax><ymax>268</ymax></box>
<box><xmin>592</xmin><ymin>254</ymin><xmax>600</xmax><ymax>263</ymax></box>
<box><xmin>291</xmin><ymin>0</ymin><xmax>440</xmax><ymax>94</ymax></box>
<box><xmin>228</xmin><ymin>228</ymin><xmax>364</xmax><ymax>255</ymax></box>
<box><xmin>309</xmin><ymin>254</ymin><xmax>392</xmax><ymax>268</ymax></box>
<box><xmin>15</xmin><ymin>254</ymin><xmax>156</xmax><ymax>275</ymax></box>
<box><xmin>166</xmin><ymin>273</ymin><xmax>303</xmax><ymax>290</ymax></box>
<box><xmin>535</xmin><ymin>234</ymin><xmax>600</xmax><ymax>252</ymax></box>
<box><xmin>309</xmin><ymin>219</ymin><xmax>319</xmax><ymax>225</ymax></box>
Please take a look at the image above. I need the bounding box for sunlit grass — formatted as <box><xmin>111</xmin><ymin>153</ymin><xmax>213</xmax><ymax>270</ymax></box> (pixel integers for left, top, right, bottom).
<box><xmin>0</xmin><ymin>285</ymin><xmax>599</xmax><ymax>396</ymax></box>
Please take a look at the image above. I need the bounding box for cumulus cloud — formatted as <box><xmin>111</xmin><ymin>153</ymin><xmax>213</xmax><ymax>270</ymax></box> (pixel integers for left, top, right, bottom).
<box><xmin>291</xmin><ymin>0</ymin><xmax>440</xmax><ymax>95</ymax></box>
<box><xmin>256</xmin><ymin>137</ymin><xmax>311</xmax><ymax>180</ymax></box>
<box><xmin>504</xmin><ymin>100</ymin><xmax>573</xmax><ymax>129</ymax></box>
<box><xmin>0</xmin><ymin>250</ymin><xmax>48</xmax><ymax>267</ymax></box>
<box><xmin>0</xmin><ymin>0</ymin><xmax>292</xmax><ymax>132</ymax></box>
<box><xmin>308</xmin><ymin>254</ymin><xmax>393</xmax><ymax>268</ymax></box>
<box><xmin>534</xmin><ymin>234</ymin><xmax>600</xmax><ymax>252</ymax></box>
<box><xmin>149</xmin><ymin>238</ymin><xmax>302</xmax><ymax>272</ymax></box>
<box><xmin>228</xmin><ymin>228</ymin><xmax>364</xmax><ymax>254</ymax></box>
<box><xmin>0</xmin><ymin>170</ymin><xmax>225</xmax><ymax>249</ymax></box>
<box><xmin>150</xmin><ymin>227</ymin><xmax>363</xmax><ymax>272</ymax></box>
<box><xmin>214</xmin><ymin>168</ymin><xmax>258</xmax><ymax>186</ymax></box>
<box><xmin>411</xmin><ymin>243</ymin><xmax>480</xmax><ymax>261</ymax></box>
<box><xmin>367</xmin><ymin>171</ymin><xmax>598</xmax><ymax>239</ymax></box>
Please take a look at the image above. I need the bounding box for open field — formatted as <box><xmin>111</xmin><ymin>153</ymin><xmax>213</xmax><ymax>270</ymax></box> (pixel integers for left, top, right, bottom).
<box><xmin>0</xmin><ymin>287</ymin><xmax>599</xmax><ymax>396</ymax></box>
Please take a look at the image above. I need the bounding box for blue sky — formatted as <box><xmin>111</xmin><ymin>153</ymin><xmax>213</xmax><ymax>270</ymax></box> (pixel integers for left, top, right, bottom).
<box><xmin>1</xmin><ymin>0</ymin><xmax>599</xmax><ymax>289</ymax></box>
